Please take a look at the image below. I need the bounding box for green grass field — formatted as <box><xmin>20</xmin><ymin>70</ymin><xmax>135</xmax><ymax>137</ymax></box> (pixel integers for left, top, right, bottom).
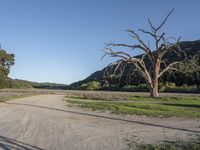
<box><xmin>66</xmin><ymin>91</ymin><xmax>200</xmax><ymax>118</ymax></box>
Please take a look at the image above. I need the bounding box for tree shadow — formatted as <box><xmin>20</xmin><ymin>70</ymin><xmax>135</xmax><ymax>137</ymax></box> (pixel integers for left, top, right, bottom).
<box><xmin>4</xmin><ymin>101</ymin><xmax>200</xmax><ymax>134</ymax></box>
<box><xmin>162</xmin><ymin>103</ymin><xmax>200</xmax><ymax>108</ymax></box>
<box><xmin>0</xmin><ymin>135</ymin><xmax>44</xmax><ymax>150</ymax></box>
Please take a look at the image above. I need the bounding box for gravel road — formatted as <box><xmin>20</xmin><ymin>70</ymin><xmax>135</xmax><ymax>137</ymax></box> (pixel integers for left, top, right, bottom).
<box><xmin>0</xmin><ymin>94</ymin><xmax>199</xmax><ymax>150</ymax></box>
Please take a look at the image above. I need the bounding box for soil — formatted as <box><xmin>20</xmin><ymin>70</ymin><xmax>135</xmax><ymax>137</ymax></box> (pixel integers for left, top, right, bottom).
<box><xmin>0</xmin><ymin>94</ymin><xmax>199</xmax><ymax>150</ymax></box>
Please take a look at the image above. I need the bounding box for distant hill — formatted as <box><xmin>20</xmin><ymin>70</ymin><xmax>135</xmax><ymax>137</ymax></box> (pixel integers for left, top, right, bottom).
<box><xmin>2</xmin><ymin>78</ymin><xmax>67</xmax><ymax>90</ymax></box>
<box><xmin>70</xmin><ymin>40</ymin><xmax>200</xmax><ymax>88</ymax></box>
<box><xmin>17</xmin><ymin>80</ymin><xmax>67</xmax><ymax>89</ymax></box>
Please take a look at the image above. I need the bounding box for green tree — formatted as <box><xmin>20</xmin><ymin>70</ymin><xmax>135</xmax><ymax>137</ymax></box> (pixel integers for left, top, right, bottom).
<box><xmin>81</xmin><ymin>81</ymin><xmax>101</xmax><ymax>90</ymax></box>
<box><xmin>178</xmin><ymin>55</ymin><xmax>200</xmax><ymax>78</ymax></box>
<box><xmin>0</xmin><ymin>49</ymin><xmax>15</xmax><ymax>88</ymax></box>
<box><xmin>175</xmin><ymin>55</ymin><xmax>200</xmax><ymax>85</ymax></box>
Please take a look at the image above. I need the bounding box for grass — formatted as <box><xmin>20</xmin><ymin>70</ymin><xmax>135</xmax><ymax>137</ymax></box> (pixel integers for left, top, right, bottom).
<box><xmin>2</xmin><ymin>89</ymin><xmax>199</xmax><ymax>118</ymax></box>
<box><xmin>65</xmin><ymin>91</ymin><xmax>200</xmax><ymax>118</ymax></box>
<box><xmin>65</xmin><ymin>91</ymin><xmax>133</xmax><ymax>101</ymax></box>
<box><xmin>0</xmin><ymin>91</ymin><xmax>35</xmax><ymax>102</ymax></box>
<box><xmin>0</xmin><ymin>88</ymin><xmax>62</xmax><ymax>102</ymax></box>
<box><xmin>139</xmin><ymin>138</ymin><xmax>200</xmax><ymax>150</ymax></box>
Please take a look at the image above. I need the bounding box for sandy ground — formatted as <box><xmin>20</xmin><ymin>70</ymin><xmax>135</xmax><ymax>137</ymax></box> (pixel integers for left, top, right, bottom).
<box><xmin>0</xmin><ymin>94</ymin><xmax>199</xmax><ymax>150</ymax></box>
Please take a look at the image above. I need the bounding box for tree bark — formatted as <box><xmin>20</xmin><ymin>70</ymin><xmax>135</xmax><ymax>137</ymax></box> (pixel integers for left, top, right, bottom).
<box><xmin>146</xmin><ymin>79</ymin><xmax>159</xmax><ymax>97</ymax></box>
<box><xmin>150</xmin><ymin>84</ymin><xmax>159</xmax><ymax>97</ymax></box>
<box><xmin>150</xmin><ymin>59</ymin><xmax>160</xmax><ymax>97</ymax></box>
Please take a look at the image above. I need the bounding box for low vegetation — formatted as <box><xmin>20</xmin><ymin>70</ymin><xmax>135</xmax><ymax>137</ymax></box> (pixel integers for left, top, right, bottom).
<box><xmin>66</xmin><ymin>91</ymin><xmax>200</xmax><ymax>118</ymax></box>
<box><xmin>69</xmin><ymin>81</ymin><xmax>200</xmax><ymax>93</ymax></box>
<box><xmin>0</xmin><ymin>89</ymin><xmax>63</xmax><ymax>102</ymax></box>
<box><xmin>139</xmin><ymin>138</ymin><xmax>200</xmax><ymax>150</ymax></box>
<box><xmin>0</xmin><ymin>90</ymin><xmax>36</xmax><ymax>102</ymax></box>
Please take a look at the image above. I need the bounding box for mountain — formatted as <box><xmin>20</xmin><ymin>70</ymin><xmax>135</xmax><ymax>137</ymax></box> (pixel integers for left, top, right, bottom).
<box><xmin>70</xmin><ymin>40</ymin><xmax>200</xmax><ymax>88</ymax></box>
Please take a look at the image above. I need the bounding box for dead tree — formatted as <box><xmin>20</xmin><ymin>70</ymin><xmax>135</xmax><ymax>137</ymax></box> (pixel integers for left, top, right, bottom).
<box><xmin>103</xmin><ymin>9</ymin><xmax>184</xmax><ymax>97</ymax></box>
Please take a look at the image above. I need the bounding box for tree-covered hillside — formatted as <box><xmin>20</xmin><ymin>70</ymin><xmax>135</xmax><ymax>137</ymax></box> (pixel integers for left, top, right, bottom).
<box><xmin>2</xmin><ymin>79</ymin><xmax>67</xmax><ymax>89</ymax></box>
<box><xmin>70</xmin><ymin>40</ymin><xmax>200</xmax><ymax>91</ymax></box>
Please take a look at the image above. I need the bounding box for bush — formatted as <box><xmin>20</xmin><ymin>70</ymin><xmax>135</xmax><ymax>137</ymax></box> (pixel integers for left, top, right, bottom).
<box><xmin>159</xmin><ymin>82</ymin><xmax>176</xmax><ymax>92</ymax></box>
<box><xmin>80</xmin><ymin>81</ymin><xmax>101</xmax><ymax>90</ymax></box>
<box><xmin>159</xmin><ymin>82</ymin><xmax>200</xmax><ymax>93</ymax></box>
<box><xmin>121</xmin><ymin>84</ymin><xmax>148</xmax><ymax>92</ymax></box>
<box><xmin>74</xmin><ymin>81</ymin><xmax>200</xmax><ymax>93</ymax></box>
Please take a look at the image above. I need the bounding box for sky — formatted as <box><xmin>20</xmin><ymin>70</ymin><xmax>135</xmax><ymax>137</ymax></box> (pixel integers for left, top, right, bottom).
<box><xmin>0</xmin><ymin>0</ymin><xmax>200</xmax><ymax>84</ymax></box>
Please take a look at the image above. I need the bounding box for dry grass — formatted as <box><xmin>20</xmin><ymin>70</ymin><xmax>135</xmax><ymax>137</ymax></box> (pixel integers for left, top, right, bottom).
<box><xmin>0</xmin><ymin>89</ymin><xmax>66</xmax><ymax>102</ymax></box>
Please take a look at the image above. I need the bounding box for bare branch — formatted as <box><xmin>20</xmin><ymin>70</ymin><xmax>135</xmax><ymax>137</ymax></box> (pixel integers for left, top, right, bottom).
<box><xmin>157</xmin><ymin>32</ymin><xmax>165</xmax><ymax>43</ymax></box>
<box><xmin>106</xmin><ymin>43</ymin><xmax>146</xmax><ymax>51</ymax></box>
<box><xmin>166</xmin><ymin>36</ymin><xmax>176</xmax><ymax>41</ymax></box>
<box><xmin>139</xmin><ymin>29</ymin><xmax>155</xmax><ymax>38</ymax></box>
<box><xmin>126</xmin><ymin>29</ymin><xmax>155</xmax><ymax>62</ymax></box>
<box><xmin>104</xmin><ymin>48</ymin><xmax>132</xmax><ymax>59</ymax></box>
<box><xmin>126</xmin><ymin>29</ymin><xmax>150</xmax><ymax>51</ymax></box>
<box><xmin>148</xmin><ymin>18</ymin><xmax>156</xmax><ymax>32</ymax></box>
<box><xmin>159</xmin><ymin>61</ymin><xmax>182</xmax><ymax>78</ymax></box>
<box><xmin>157</xmin><ymin>8</ymin><xmax>174</xmax><ymax>30</ymax></box>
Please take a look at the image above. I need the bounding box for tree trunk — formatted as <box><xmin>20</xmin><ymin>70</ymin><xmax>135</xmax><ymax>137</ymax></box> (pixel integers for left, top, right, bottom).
<box><xmin>146</xmin><ymin>80</ymin><xmax>159</xmax><ymax>97</ymax></box>
<box><xmin>150</xmin><ymin>59</ymin><xmax>160</xmax><ymax>97</ymax></box>
<box><xmin>150</xmin><ymin>86</ymin><xmax>159</xmax><ymax>97</ymax></box>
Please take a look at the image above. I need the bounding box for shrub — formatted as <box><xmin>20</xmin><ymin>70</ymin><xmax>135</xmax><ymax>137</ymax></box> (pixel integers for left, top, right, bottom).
<box><xmin>121</xmin><ymin>84</ymin><xmax>148</xmax><ymax>92</ymax></box>
<box><xmin>160</xmin><ymin>82</ymin><xmax>200</xmax><ymax>93</ymax></box>
<box><xmin>80</xmin><ymin>81</ymin><xmax>101</xmax><ymax>90</ymax></box>
<box><xmin>100</xmin><ymin>84</ymin><xmax>121</xmax><ymax>91</ymax></box>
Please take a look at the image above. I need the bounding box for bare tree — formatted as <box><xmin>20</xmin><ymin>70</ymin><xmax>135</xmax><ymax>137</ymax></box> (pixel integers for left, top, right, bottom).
<box><xmin>103</xmin><ymin>9</ymin><xmax>185</xmax><ymax>97</ymax></box>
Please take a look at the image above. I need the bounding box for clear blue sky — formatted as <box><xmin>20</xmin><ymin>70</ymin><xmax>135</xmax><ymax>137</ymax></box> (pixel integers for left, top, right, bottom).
<box><xmin>0</xmin><ymin>0</ymin><xmax>199</xmax><ymax>84</ymax></box>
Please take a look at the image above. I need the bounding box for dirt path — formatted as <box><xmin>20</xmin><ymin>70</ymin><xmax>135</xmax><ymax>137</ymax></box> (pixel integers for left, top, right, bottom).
<box><xmin>0</xmin><ymin>94</ymin><xmax>199</xmax><ymax>150</ymax></box>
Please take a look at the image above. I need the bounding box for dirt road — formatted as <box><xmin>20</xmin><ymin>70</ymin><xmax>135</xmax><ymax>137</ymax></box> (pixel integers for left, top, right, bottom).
<box><xmin>0</xmin><ymin>95</ymin><xmax>199</xmax><ymax>150</ymax></box>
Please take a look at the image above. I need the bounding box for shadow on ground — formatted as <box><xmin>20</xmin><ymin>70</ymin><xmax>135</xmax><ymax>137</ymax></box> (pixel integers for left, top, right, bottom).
<box><xmin>4</xmin><ymin>101</ymin><xmax>200</xmax><ymax>134</ymax></box>
<box><xmin>0</xmin><ymin>135</ymin><xmax>44</xmax><ymax>150</ymax></box>
<box><xmin>162</xmin><ymin>103</ymin><xmax>200</xmax><ymax>108</ymax></box>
